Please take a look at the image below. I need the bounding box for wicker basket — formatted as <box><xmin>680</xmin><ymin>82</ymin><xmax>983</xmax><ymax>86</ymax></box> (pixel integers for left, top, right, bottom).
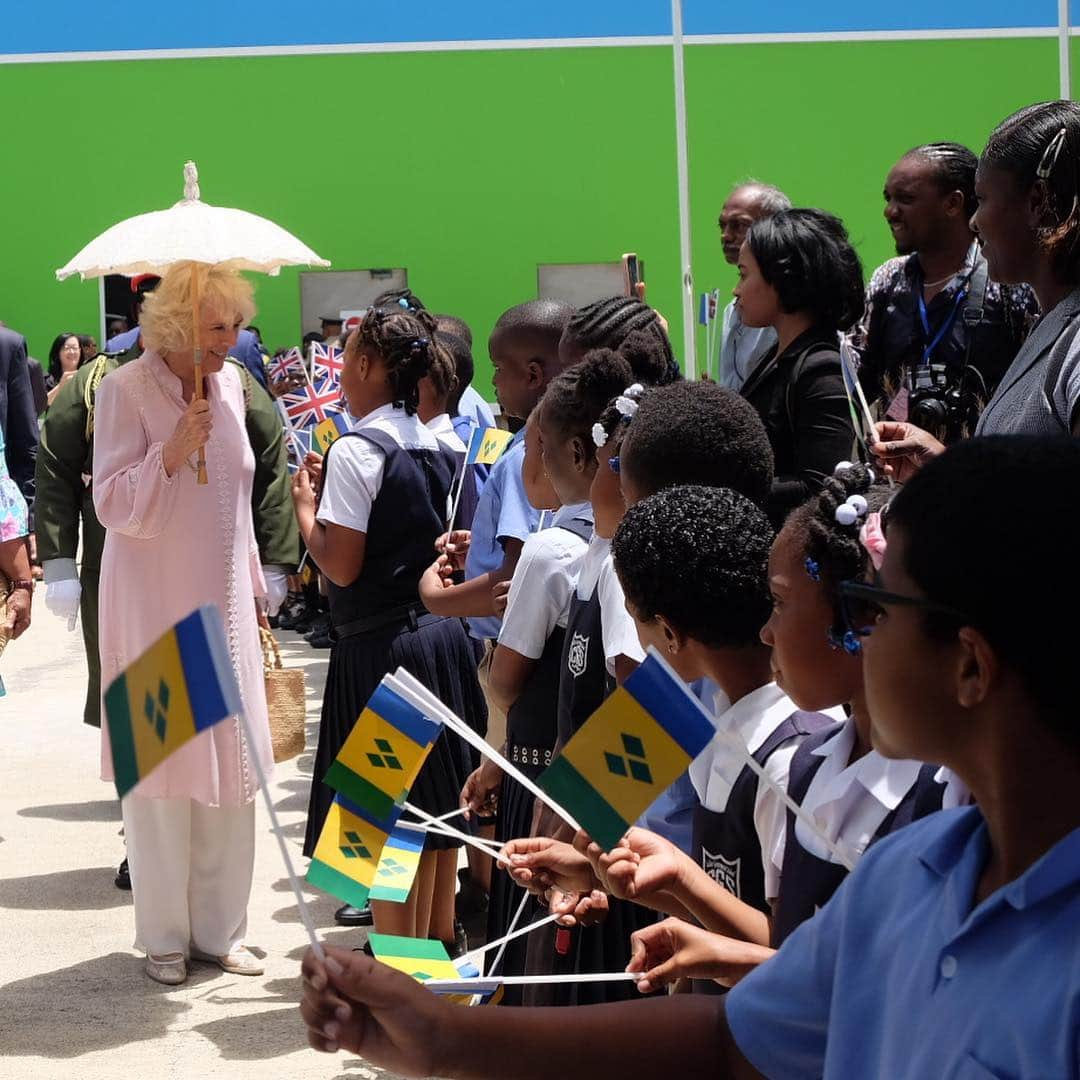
<box><xmin>260</xmin><ymin>627</ymin><xmax>306</xmax><ymax>764</ymax></box>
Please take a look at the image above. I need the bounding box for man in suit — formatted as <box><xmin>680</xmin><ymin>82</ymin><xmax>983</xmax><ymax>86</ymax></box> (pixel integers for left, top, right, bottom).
<box><xmin>0</xmin><ymin>324</ymin><xmax>40</xmax><ymax>502</ymax></box>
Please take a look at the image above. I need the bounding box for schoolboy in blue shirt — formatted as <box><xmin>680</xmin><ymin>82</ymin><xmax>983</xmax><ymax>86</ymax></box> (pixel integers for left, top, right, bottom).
<box><xmin>420</xmin><ymin>300</ymin><xmax>574</xmax><ymax>648</ymax></box>
<box><xmin>302</xmin><ymin>436</ymin><xmax>1080</xmax><ymax>1080</ymax></box>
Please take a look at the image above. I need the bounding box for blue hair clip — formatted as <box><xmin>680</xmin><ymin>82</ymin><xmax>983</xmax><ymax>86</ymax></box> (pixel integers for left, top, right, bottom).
<box><xmin>804</xmin><ymin>557</ymin><xmax>821</xmax><ymax>582</ymax></box>
<box><xmin>827</xmin><ymin>628</ymin><xmax>863</xmax><ymax>656</ymax></box>
<box><xmin>608</xmin><ymin>455</ymin><xmax>620</xmax><ymax>474</ymax></box>
<box><xmin>398</xmin><ymin>297</ymin><xmax>410</xmax><ymax>309</ymax></box>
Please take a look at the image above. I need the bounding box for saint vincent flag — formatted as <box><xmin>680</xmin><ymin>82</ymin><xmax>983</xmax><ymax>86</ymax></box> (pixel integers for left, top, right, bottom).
<box><xmin>367</xmin><ymin>934</ymin><xmax>465</xmax><ymax>983</ymax></box>
<box><xmin>104</xmin><ymin>606</ymin><xmax>241</xmax><ymax>799</ymax></box>
<box><xmin>538</xmin><ymin>650</ymin><xmax>716</xmax><ymax>851</ymax></box>
<box><xmin>311</xmin><ymin>412</ymin><xmax>351</xmax><ymax>455</ymax></box>
<box><xmin>305</xmin><ymin>794</ymin><xmax>390</xmax><ymax>908</ymax></box>
<box><xmin>324</xmin><ymin>679</ymin><xmax>442</xmax><ymax>831</ymax></box>
<box><xmin>464</xmin><ymin>425</ymin><xmax>514</xmax><ymax>467</ymax></box>
<box><xmin>369</xmin><ymin>824</ymin><xmax>425</xmax><ymax>903</ymax></box>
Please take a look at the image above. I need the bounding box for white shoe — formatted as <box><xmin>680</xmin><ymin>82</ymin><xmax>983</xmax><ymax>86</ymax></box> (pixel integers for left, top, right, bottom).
<box><xmin>145</xmin><ymin>953</ymin><xmax>187</xmax><ymax>985</ymax></box>
<box><xmin>190</xmin><ymin>945</ymin><xmax>264</xmax><ymax>975</ymax></box>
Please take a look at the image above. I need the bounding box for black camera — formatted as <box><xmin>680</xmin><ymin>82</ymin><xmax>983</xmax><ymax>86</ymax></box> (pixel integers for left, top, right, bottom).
<box><xmin>908</xmin><ymin>363</ymin><xmax>985</xmax><ymax>443</ymax></box>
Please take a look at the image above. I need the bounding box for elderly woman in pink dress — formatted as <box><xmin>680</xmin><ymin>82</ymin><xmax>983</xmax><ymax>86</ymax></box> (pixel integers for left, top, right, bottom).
<box><xmin>93</xmin><ymin>262</ymin><xmax>274</xmax><ymax>986</ymax></box>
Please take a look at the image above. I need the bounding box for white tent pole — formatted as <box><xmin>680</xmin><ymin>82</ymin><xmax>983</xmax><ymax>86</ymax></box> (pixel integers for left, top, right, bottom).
<box><xmin>1059</xmin><ymin>0</ymin><xmax>1071</xmax><ymax>100</ymax></box>
<box><xmin>671</xmin><ymin>0</ymin><xmax>697</xmax><ymax>378</ymax></box>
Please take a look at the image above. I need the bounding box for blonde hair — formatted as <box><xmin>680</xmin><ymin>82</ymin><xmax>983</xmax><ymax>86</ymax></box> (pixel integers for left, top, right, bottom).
<box><xmin>139</xmin><ymin>261</ymin><xmax>256</xmax><ymax>354</ymax></box>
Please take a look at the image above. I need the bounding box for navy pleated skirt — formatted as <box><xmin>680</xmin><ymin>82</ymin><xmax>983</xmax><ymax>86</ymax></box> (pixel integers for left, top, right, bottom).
<box><xmin>303</xmin><ymin>613</ymin><xmax>487</xmax><ymax>858</ymax></box>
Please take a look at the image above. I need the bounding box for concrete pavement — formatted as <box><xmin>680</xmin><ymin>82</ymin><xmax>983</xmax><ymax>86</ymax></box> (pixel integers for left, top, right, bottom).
<box><xmin>0</xmin><ymin>600</ymin><xmax>398</xmax><ymax>1080</ymax></box>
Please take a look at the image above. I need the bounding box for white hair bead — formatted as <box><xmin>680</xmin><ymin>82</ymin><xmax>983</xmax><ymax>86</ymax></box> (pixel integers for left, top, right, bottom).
<box><xmin>835</xmin><ymin>503</ymin><xmax>859</xmax><ymax>526</ymax></box>
<box><xmin>847</xmin><ymin>494</ymin><xmax>868</xmax><ymax>515</ymax></box>
<box><xmin>833</xmin><ymin>461</ymin><xmax>854</xmax><ymax>476</ymax></box>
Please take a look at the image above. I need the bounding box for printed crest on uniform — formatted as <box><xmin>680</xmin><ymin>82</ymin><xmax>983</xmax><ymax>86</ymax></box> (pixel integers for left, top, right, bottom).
<box><xmin>567</xmin><ymin>631</ymin><xmax>590</xmax><ymax>678</ymax></box>
<box><xmin>702</xmin><ymin>847</ymin><xmax>741</xmax><ymax>897</ymax></box>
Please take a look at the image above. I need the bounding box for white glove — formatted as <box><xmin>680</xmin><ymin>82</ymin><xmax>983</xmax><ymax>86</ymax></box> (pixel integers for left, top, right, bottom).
<box><xmin>43</xmin><ymin>559</ymin><xmax>81</xmax><ymax>628</ymax></box>
<box><xmin>262</xmin><ymin>565</ymin><xmax>290</xmax><ymax>617</ymax></box>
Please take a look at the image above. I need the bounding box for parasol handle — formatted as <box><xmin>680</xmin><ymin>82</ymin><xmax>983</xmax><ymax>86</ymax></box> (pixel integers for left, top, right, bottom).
<box><xmin>190</xmin><ymin>265</ymin><xmax>208</xmax><ymax>486</ymax></box>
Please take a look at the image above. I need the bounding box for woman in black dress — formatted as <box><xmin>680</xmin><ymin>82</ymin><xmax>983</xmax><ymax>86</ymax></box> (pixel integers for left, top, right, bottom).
<box><xmin>734</xmin><ymin>209</ymin><xmax>863</xmax><ymax>525</ymax></box>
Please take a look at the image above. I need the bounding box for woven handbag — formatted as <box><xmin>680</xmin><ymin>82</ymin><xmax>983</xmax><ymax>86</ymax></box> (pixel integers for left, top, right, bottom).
<box><xmin>260</xmin><ymin>627</ymin><xmax>306</xmax><ymax>763</ymax></box>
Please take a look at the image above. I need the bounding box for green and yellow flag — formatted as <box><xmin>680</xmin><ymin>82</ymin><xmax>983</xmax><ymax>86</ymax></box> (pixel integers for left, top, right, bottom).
<box><xmin>367</xmin><ymin>933</ymin><xmax>466</xmax><ymax>982</ymax></box>
<box><xmin>324</xmin><ymin>680</ymin><xmax>441</xmax><ymax>831</ymax></box>
<box><xmin>311</xmin><ymin>413</ymin><xmax>351</xmax><ymax>455</ymax></box>
<box><xmin>369</xmin><ymin>824</ymin><xmax>425</xmax><ymax>903</ymax></box>
<box><xmin>306</xmin><ymin>794</ymin><xmax>390</xmax><ymax>909</ymax></box>
<box><xmin>464</xmin><ymin>425</ymin><xmax>514</xmax><ymax>467</ymax></box>
<box><xmin>538</xmin><ymin>652</ymin><xmax>716</xmax><ymax>851</ymax></box>
<box><xmin>103</xmin><ymin>606</ymin><xmax>241</xmax><ymax>798</ymax></box>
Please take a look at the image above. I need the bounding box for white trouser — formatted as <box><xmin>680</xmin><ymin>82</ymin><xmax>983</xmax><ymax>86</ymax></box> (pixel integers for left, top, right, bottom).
<box><xmin>121</xmin><ymin>795</ymin><xmax>256</xmax><ymax>958</ymax></box>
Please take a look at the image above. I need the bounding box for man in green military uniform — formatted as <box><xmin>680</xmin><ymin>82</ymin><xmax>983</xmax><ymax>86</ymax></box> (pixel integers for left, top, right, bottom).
<box><xmin>35</xmin><ymin>346</ymin><xmax>299</xmax><ymax>732</ymax></box>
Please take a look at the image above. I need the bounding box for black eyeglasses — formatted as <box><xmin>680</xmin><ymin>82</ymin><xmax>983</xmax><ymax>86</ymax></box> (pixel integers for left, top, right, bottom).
<box><xmin>838</xmin><ymin>580</ymin><xmax>970</xmax><ymax>638</ymax></box>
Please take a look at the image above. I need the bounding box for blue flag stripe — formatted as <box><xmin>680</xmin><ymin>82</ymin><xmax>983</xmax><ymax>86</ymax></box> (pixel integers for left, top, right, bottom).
<box><xmin>463</xmin><ymin>425</ymin><xmax>485</xmax><ymax>466</ymax></box>
<box><xmin>385</xmin><ymin>827</ymin><xmax>425</xmax><ymax>855</ymax></box>
<box><xmin>174</xmin><ymin>608</ymin><xmax>239</xmax><ymax>731</ymax></box>
<box><xmin>624</xmin><ymin>655</ymin><xmax>715</xmax><ymax>757</ymax></box>
<box><xmin>368</xmin><ymin>682</ymin><xmax>440</xmax><ymax>747</ymax></box>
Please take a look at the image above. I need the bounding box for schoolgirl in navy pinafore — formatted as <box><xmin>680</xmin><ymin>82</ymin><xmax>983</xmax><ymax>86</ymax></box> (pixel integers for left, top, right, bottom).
<box><xmin>303</xmin><ymin>425</ymin><xmax>487</xmax><ymax>857</ymax></box>
<box><xmin>486</xmin><ymin>509</ymin><xmax>593</xmax><ymax>1004</ymax></box>
<box><xmin>689</xmin><ymin>708</ymin><xmax>834</xmax><ymax>994</ymax></box>
<box><xmin>770</xmin><ymin>726</ymin><xmax>946</xmax><ymax>947</ymax></box>
<box><xmin>525</xmin><ymin>542</ymin><xmax>658</xmax><ymax>1007</ymax></box>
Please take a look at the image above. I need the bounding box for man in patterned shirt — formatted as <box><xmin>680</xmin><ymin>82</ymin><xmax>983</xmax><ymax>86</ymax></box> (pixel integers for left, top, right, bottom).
<box><xmin>852</xmin><ymin>142</ymin><xmax>1037</xmax><ymax>441</ymax></box>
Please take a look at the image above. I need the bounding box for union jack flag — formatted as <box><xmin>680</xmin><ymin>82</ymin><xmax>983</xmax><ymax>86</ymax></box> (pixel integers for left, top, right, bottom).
<box><xmin>268</xmin><ymin>346</ymin><xmax>305</xmax><ymax>384</ymax></box>
<box><xmin>311</xmin><ymin>342</ymin><xmax>345</xmax><ymax>389</ymax></box>
<box><xmin>279</xmin><ymin>372</ymin><xmax>344</xmax><ymax>429</ymax></box>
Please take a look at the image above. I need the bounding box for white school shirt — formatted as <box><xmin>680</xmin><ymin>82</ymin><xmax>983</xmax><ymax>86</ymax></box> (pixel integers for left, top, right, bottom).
<box><xmin>498</xmin><ymin>502</ymin><xmax>592</xmax><ymax>659</ymax></box>
<box><xmin>317</xmin><ymin>403</ymin><xmax>445</xmax><ymax>533</ymax></box>
<box><xmin>426</xmin><ymin>412</ymin><xmax>467</xmax><ymax>454</ymax></box>
<box><xmin>575</xmin><ymin>533</ymin><xmax>646</xmax><ymax>675</ymax></box>
<box><xmin>689</xmin><ymin>682</ymin><xmax>813</xmax><ymax>903</ymax></box>
<box><xmin>769</xmin><ymin>717</ymin><xmax>925</xmax><ymax>879</ymax></box>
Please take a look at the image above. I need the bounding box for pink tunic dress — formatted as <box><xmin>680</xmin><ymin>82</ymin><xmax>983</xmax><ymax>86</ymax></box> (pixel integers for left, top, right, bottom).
<box><xmin>93</xmin><ymin>351</ymin><xmax>273</xmax><ymax>807</ymax></box>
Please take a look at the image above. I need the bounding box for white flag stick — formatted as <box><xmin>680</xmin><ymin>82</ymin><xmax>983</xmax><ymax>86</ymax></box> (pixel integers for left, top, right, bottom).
<box><xmin>484</xmin><ymin>890</ymin><xmax>531</xmax><ymax>978</ymax></box>
<box><xmin>468</xmin><ymin>908</ymin><xmax>558</xmax><ymax>965</ymax></box>
<box><xmin>446</xmin><ymin>425</ymin><xmax>477</xmax><ymax>531</ymax></box>
<box><xmin>402</xmin><ymin>802</ymin><xmax>513</xmax><ymax>867</ymax></box>
<box><xmin>397</xmin><ymin>816</ymin><xmax>504</xmax><ymax>855</ymax></box>
<box><xmin>237</xmin><ymin>707</ymin><xmax>324</xmax><ymax>960</ymax></box>
<box><xmin>388</xmin><ymin>669</ymin><xmax>582</xmax><ymax>834</ymax></box>
<box><xmin>422</xmin><ymin>971</ymin><xmax>642</xmax><ymax>993</ymax></box>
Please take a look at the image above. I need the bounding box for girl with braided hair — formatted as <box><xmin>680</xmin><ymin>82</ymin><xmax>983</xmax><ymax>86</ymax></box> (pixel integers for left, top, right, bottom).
<box><xmin>292</xmin><ymin>306</ymin><xmax>485</xmax><ymax>946</ymax></box>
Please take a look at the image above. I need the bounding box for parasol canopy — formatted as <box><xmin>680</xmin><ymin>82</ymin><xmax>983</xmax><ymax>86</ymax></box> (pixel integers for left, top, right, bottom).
<box><xmin>56</xmin><ymin>161</ymin><xmax>329</xmax><ymax>281</ymax></box>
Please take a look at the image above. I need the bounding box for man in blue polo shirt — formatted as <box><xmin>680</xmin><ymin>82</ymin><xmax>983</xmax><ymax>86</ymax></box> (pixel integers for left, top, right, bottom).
<box><xmin>300</xmin><ymin>437</ymin><xmax>1080</xmax><ymax>1080</ymax></box>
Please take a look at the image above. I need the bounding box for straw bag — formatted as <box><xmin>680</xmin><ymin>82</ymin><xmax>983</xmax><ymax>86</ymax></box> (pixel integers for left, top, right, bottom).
<box><xmin>260</xmin><ymin>627</ymin><xmax>306</xmax><ymax>763</ymax></box>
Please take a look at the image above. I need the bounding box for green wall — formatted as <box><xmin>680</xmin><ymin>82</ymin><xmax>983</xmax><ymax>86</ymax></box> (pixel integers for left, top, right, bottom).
<box><xmin>0</xmin><ymin>38</ymin><xmax>1059</xmax><ymax>388</ymax></box>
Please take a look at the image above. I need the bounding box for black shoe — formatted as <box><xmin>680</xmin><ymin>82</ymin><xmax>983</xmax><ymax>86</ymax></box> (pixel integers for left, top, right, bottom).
<box><xmin>455</xmin><ymin>868</ymin><xmax>489</xmax><ymax>919</ymax></box>
<box><xmin>308</xmin><ymin>630</ymin><xmax>333</xmax><ymax>649</ymax></box>
<box><xmin>335</xmin><ymin>904</ymin><xmax>374</xmax><ymax>927</ymax></box>
<box><xmin>441</xmin><ymin>920</ymin><xmax>469</xmax><ymax>960</ymax></box>
<box><xmin>115</xmin><ymin>857</ymin><xmax>131</xmax><ymax>891</ymax></box>
<box><xmin>276</xmin><ymin>593</ymin><xmax>307</xmax><ymax>631</ymax></box>
<box><xmin>304</xmin><ymin>613</ymin><xmax>331</xmax><ymax>641</ymax></box>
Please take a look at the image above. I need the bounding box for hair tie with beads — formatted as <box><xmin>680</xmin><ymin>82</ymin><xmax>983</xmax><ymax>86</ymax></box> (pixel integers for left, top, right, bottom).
<box><xmin>409</xmin><ymin>337</ymin><xmax>428</xmax><ymax>356</ymax></box>
<box><xmin>593</xmin><ymin>383</ymin><xmax>645</xmax><ymax>447</ymax></box>
<box><xmin>398</xmin><ymin>297</ymin><xmax>411</xmax><ymax>310</ymax></box>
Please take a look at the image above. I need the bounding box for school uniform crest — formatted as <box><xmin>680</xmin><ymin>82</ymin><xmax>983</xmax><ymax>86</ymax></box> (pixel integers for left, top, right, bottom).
<box><xmin>567</xmin><ymin>631</ymin><xmax>590</xmax><ymax>678</ymax></box>
<box><xmin>702</xmin><ymin>847</ymin><xmax>741</xmax><ymax>896</ymax></box>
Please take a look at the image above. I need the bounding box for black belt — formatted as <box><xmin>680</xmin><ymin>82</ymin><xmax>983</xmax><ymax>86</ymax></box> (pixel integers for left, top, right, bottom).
<box><xmin>508</xmin><ymin>744</ymin><xmax>554</xmax><ymax>769</ymax></box>
<box><xmin>332</xmin><ymin>603</ymin><xmax>435</xmax><ymax>641</ymax></box>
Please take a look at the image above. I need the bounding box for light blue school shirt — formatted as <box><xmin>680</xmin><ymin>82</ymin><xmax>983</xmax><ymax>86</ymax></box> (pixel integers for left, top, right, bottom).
<box><xmin>718</xmin><ymin>301</ymin><xmax>776</xmax><ymax>391</ymax></box>
<box><xmin>463</xmin><ymin>428</ymin><xmax>539</xmax><ymax>641</ymax></box>
<box><xmin>727</xmin><ymin>806</ymin><xmax>1080</xmax><ymax>1079</ymax></box>
<box><xmin>457</xmin><ymin>384</ymin><xmax>497</xmax><ymax>430</ymax></box>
